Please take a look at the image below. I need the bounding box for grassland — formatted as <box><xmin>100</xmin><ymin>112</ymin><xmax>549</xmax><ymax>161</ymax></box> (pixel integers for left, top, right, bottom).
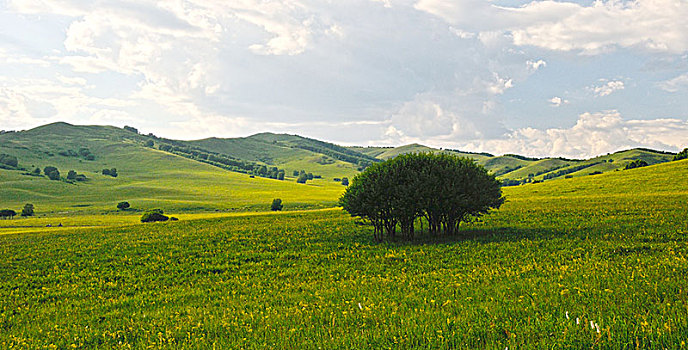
<box><xmin>1</xmin><ymin>159</ymin><xmax>686</xmax><ymax>348</ymax></box>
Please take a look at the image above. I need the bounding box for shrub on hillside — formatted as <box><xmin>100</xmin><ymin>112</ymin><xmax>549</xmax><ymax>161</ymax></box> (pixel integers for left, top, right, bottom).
<box><xmin>271</xmin><ymin>198</ymin><xmax>283</xmax><ymax>211</ymax></box>
<box><xmin>0</xmin><ymin>153</ymin><xmax>18</xmax><ymax>168</ymax></box>
<box><xmin>340</xmin><ymin>153</ymin><xmax>504</xmax><ymax>241</ymax></box>
<box><xmin>341</xmin><ymin>177</ymin><xmax>349</xmax><ymax>186</ymax></box>
<box><xmin>21</xmin><ymin>204</ymin><xmax>34</xmax><ymax>217</ymax></box>
<box><xmin>117</xmin><ymin>201</ymin><xmax>130</xmax><ymax>210</ymax></box>
<box><xmin>624</xmin><ymin>159</ymin><xmax>648</xmax><ymax>170</ymax></box>
<box><xmin>141</xmin><ymin>209</ymin><xmax>169</xmax><ymax>223</ymax></box>
<box><xmin>0</xmin><ymin>209</ymin><xmax>17</xmax><ymax>219</ymax></box>
<box><xmin>296</xmin><ymin>173</ymin><xmax>308</xmax><ymax>184</ymax></box>
<box><xmin>44</xmin><ymin>166</ymin><xmax>60</xmax><ymax>180</ymax></box>
<box><xmin>674</xmin><ymin>148</ymin><xmax>688</xmax><ymax>161</ymax></box>
<box><xmin>102</xmin><ymin>168</ymin><xmax>118</xmax><ymax>177</ymax></box>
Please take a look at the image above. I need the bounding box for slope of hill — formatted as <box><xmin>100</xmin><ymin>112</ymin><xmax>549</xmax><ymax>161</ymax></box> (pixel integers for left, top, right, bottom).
<box><xmin>0</xmin><ymin>123</ymin><xmax>345</xmax><ymax>215</ymax></box>
<box><xmin>188</xmin><ymin>133</ymin><xmax>372</xmax><ymax>178</ymax></box>
<box><xmin>0</xmin><ymin>122</ymin><xmax>680</xmax><ymax>216</ymax></box>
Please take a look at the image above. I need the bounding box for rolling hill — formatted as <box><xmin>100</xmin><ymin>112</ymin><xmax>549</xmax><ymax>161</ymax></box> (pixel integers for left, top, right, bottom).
<box><xmin>0</xmin><ymin>122</ymin><xmax>680</xmax><ymax>215</ymax></box>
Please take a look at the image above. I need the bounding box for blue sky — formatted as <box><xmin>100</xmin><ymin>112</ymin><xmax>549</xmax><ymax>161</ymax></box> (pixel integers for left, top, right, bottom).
<box><xmin>0</xmin><ymin>0</ymin><xmax>687</xmax><ymax>158</ymax></box>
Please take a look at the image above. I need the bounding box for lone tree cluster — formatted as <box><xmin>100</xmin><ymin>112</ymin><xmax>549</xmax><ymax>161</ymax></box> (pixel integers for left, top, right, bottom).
<box><xmin>340</xmin><ymin>153</ymin><xmax>504</xmax><ymax>241</ymax></box>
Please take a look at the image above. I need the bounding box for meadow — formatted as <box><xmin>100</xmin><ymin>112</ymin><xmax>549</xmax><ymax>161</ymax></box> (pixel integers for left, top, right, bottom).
<box><xmin>1</xmin><ymin>160</ymin><xmax>687</xmax><ymax>348</ymax></box>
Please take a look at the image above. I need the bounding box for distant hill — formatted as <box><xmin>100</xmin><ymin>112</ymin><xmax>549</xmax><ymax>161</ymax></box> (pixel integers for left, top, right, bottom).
<box><xmin>0</xmin><ymin>123</ymin><xmax>347</xmax><ymax>215</ymax></box>
<box><xmin>353</xmin><ymin>143</ymin><xmax>676</xmax><ymax>184</ymax></box>
<box><xmin>0</xmin><ymin>122</ymin><xmax>679</xmax><ymax>214</ymax></box>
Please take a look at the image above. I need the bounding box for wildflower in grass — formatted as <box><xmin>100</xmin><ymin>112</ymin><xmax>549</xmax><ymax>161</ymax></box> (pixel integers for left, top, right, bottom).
<box><xmin>590</xmin><ymin>321</ymin><xmax>595</xmax><ymax>329</ymax></box>
<box><xmin>358</xmin><ymin>303</ymin><xmax>363</xmax><ymax>311</ymax></box>
<box><xmin>576</xmin><ymin>318</ymin><xmax>580</xmax><ymax>325</ymax></box>
<box><xmin>565</xmin><ymin>311</ymin><xmax>569</xmax><ymax>320</ymax></box>
<box><xmin>595</xmin><ymin>323</ymin><xmax>600</xmax><ymax>333</ymax></box>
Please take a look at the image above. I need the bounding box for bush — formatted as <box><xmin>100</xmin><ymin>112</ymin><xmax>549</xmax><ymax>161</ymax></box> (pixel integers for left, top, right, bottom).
<box><xmin>67</xmin><ymin>170</ymin><xmax>77</xmax><ymax>180</ymax></box>
<box><xmin>624</xmin><ymin>159</ymin><xmax>648</xmax><ymax>170</ymax></box>
<box><xmin>673</xmin><ymin>148</ymin><xmax>687</xmax><ymax>161</ymax></box>
<box><xmin>0</xmin><ymin>154</ymin><xmax>18</xmax><ymax>167</ymax></box>
<box><xmin>341</xmin><ymin>177</ymin><xmax>349</xmax><ymax>186</ymax></box>
<box><xmin>21</xmin><ymin>204</ymin><xmax>34</xmax><ymax>217</ymax></box>
<box><xmin>44</xmin><ymin>166</ymin><xmax>60</xmax><ymax>180</ymax></box>
<box><xmin>271</xmin><ymin>198</ymin><xmax>283</xmax><ymax>211</ymax></box>
<box><xmin>296</xmin><ymin>173</ymin><xmax>308</xmax><ymax>184</ymax></box>
<box><xmin>102</xmin><ymin>168</ymin><xmax>118</xmax><ymax>177</ymax></box>
<box><xmin>141</xmin><ymin>210</ymin><xmax>169</xmax><ymax>223</ymax></box>
<box><xmin>340</xmin><ymin>153</ymin><xmax>504</xmax><ymax>241</ymax></box>
<box><xmin>117</xmin><ymin>201</ymin><xmax>131</xmax><ymax>210</ymax></box>
<box><xmin>145</xmin><ymin>140</ymin><xmax>154</xmax><ymax>147</ymax></box>
<box><xmin>0</xmin><ymin>209</ymin><xmax>17</xmax><ymax>219</ymax></box>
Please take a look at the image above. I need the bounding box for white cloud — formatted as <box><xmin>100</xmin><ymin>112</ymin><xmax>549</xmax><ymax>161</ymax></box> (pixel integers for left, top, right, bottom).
<box><xmin>548</xmin><ymin>96</ymin><xmax>568</xmax><ymax>107</ymax></box>
<box><xmin>472</xmin><ymin>111</ymin><xmax>688</xmax><ymax>158</ymax></box>
<box><xmin>589</xmin><ymin>80</ymin><xmax>625</xmax><ymax>97</ymax></box>
<box><xmin>415</xmin><ymin>0</ymin><xmax>688</xmax><ymax>54</ymax></box>
<box><xmin>526</xmin><ymin>59</ymin><xmax>546</xmax><ymax>71</ymax></box>
<box><xmin>658</xmin><ymin>73</ymin><xmax>688</xmax><ymax>92</ymax></box>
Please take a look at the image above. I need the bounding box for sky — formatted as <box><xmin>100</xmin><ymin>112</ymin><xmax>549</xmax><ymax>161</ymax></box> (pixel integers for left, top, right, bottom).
<box><xmin>0</xmin><ymin>0</ymin><xmax>687</xmax><ymax>158</ymax></box>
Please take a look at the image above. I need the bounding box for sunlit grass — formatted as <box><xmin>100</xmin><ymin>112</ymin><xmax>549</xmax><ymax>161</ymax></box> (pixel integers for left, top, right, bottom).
<box><xmin>0</xmin><ymin>160</ymin><xmax>686</xmax><ymax>348</ymax></box>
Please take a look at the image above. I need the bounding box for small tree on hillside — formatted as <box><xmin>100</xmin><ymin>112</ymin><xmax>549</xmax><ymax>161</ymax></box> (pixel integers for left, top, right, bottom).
<box><xmin>296</xmin><ymin>173</ymin><xmax>308</xmax><ymax>184</ymax></box>
<box><xmin>67</xmin><ymin>170</ymin><xmax>77</xmax><ymax>180</ymax></box>
<box><xmin>0</xmin><ymin>209</ymin><xmax>16</xmax><ymax>219</ymax></box>
<box><xmin>271</xmin><ymin>198</ymin><xmax>283</xmax><ymax>211</ymax></box>
<box><xmin>141</xmin><ymin>209</ymin><xmax>168</xmax><ymax>223</ymax></box>
<box><xmin>341</xmin><ymin>177</ymin><xmax>349</xmax><ymax>186</ymax></box>
<box><xmin>21</xmin><ymin>204</ymin><xmax>34</xmax><ymax>217</ymax></box>
<box><xmin>44</xmin><ymin>166</ymin><xmax>60</xmax><ymax>180</ymax></box>
<box><xmin>674</xmin><ymin>148</ymin><xmax>688</xmax><ymax>161</ymax></box>
<box><xmin>625</xmin><ymin>159</ymin><xmax>648</xmax><ymax>170</ymax></box>
<box><xmin>117</xmin><ymin>201</ymin><xmax>131</xmax><ymax>210</ymax></box>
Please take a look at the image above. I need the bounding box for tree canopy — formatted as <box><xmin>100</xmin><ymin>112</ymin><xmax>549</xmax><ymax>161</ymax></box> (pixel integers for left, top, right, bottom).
<box><xmin>339</xmin><ymin>153</ymin><xmax>504</xmax><ymax>241</ymax></box>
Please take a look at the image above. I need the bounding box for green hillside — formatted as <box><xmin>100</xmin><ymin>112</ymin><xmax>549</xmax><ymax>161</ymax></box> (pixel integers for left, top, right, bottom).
<box><xmin>0</xmin><ymin>123</ymin><xmax>344</xmax><ymax>215</ymax></box>
<box><xmin>353</xmin><ymin>143</ymin><xmax>675</xmax><ymax>183</ymax></box>
<box><xmin>188</xmin><ymin>133</ymin><xmax>373</xmax><ymax>178</ymax></box>
<box><xmin>0</xmin><ymin>122</ymin><xmax>680</xmax><ymax>217</ymax></box>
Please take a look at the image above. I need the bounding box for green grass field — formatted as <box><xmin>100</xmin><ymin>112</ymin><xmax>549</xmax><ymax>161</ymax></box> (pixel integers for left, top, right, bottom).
<box><xmin>1</xmin><ymin>159</ymin><xmax>686</xmax><ymax>348</ymax></box>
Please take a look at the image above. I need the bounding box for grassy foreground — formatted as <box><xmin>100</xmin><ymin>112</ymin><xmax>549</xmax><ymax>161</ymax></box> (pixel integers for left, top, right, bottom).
<box><xmin>1</xmin><ymin>161</ymin><xmax>687</xmax><ymax>348</ymax></box>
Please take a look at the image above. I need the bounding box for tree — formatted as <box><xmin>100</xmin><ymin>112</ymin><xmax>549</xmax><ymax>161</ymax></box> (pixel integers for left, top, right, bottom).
<box><xmin>0</xmin><ymin>154</ymin><xmax>18</xmax><ymax>167</ymax></box>
<box><xmin>145</xmin><ymin>140</ymin><xmax>154</xmax><ymax>147</ymax></box>
<box><xmin>21</xmin><ymin>204</ymin><xmax>34</xmax><ymax>217</ymax></box>
<box><xmin>32</xmin><ymin>167</ymin><xmax>41</xmax><ymax>175</ymax></box>
<box><xmin>271</xmin><ymin>198</ymin><xmax>283</xmax><ymax>211</ymax></box>
<box><xmin>307</xmin><ymin>172</ymin><xmax>314</xmax><ymax>180</ymax></box>
<box><xmin>296</xmin><ymin>173</ymin><xmax>308</xmax><ymax>184</ymax></box>
<box><xmin>0</xmin><ymin>209</ymin><xmax>16</xmax><ymax>219</ymax></box>
<box><xmin>117</xmin><ymin>201</ymin><xmax>131</xmax><ymax>210</ymax></box>
<box><xmin>293</xmin><ymin>170</ymin><xmax>300</xmax><ymax>177</ymax></box>
<box><xmin>625</xmin><ymin>159</ymin><xmax>648</xmax><ymax>170</ymax></box>
<box><xmin>141</xmin><ymin>209</ymin><xmax>169</xmax><ymax>223</ymax></box>
<box><xmin>340</xmin><ymin>153</ymin><xmax>504</xmax><ymax>241</ymax></box>
<box><xmin>102</xmin><ymin>168</ymin><xmax>118</xmax><ymax>177</ymax></box>
<box><xmin>277</xmin><ymin>171</ymin><xmax>285</xmax><ymax>180</ymax></box>
<box><xmin>341</xmin><ymin>177</ymin><xmax>349</xmax><ymax>186</ymax></box>
<box><xmin>123</xmin><ymin>125</ymin><xmax>139</xmax><ymax>133</ymax></box>
<box><xmin>67</xmin><ymin>170</ymin><xmax>77</xmax><ymax>180</ymax></box>
<box><xmin>44</xmin><ymin>166</ymin><xmax>60</xmax><ymax>180</ymax></box>
<box><xmin>674</xmin><ymin>148</ymin><xmax>688</xmax><ymax>161</ymax></box>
